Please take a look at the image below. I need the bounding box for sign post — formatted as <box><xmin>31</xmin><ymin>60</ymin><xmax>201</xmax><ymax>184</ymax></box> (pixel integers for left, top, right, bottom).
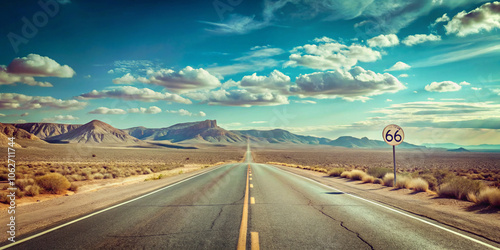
<box><xmin>382</xmin><ymin>124</ymin><xmax>404</xmax><ymax>187</ymax></box>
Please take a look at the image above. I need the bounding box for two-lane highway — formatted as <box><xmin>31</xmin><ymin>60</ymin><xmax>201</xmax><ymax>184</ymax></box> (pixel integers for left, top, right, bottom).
<box><xmin>2</xmin><ymin>146</ymin><xmax>499</xmax><ymax>249</ymax></box>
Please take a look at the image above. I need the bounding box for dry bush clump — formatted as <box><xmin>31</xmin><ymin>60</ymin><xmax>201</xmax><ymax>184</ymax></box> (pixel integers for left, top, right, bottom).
<box><xmin>437</xmin><ymin>177</ymin><xmax>484</xmax><ymax>200</ymax></box>
<box><xmin>383</xmin><ymin>173</ymin><xmax>395</xmax><ymax>187</ymax></box>
<box><xmin>362</xmin><ymin>175</ymin><xmax>375</xmax><ymax>183</ymax></box>
<box><xmin>373</xmin><ymin>178</ymin><xmax>383</xmax><ymax>184</ymax></box>
<box><xmin>35</xmin><ymin>173</ymin><xmax>71</xmax><ymax>194</ymax></box>
<box><xmin>395</xmin><ymin>176</ymin><xmax>411</xmax><ymax>189</ymax></box>
<box><xmin>328</xmin><ymin>168</ymin><xmax>345</xmax><ymax>177</ymax></box>
<box><xmin>25</xmin><ymin>184</ymin><xmax>41</xmax><ymax>196</ymax></box>
<box><xmin>475</xmin><ymin>187</ymin><xmax>500</xmax><ymax>207</ymax></box>
<box><xmin>350</xmin><ymin>170</ymin><xmax>367</xmax><ymax>181</ymax></box>
<box><xmin>367</xmin><ymin>167</ymin><xmax>393</xmax><ymax>179</ymax></box>
<box><xmin>340</xmin><ymin>171</ymin><xmax>352</xmax><ymax>179</ymax></box>
<box><xmin>408</xmin><ymin>178</ymin><xmax>429</xmax><ymax>192</ymax></box>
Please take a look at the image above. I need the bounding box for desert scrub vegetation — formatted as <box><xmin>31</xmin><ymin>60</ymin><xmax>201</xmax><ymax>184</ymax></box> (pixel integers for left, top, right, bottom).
<box><xmin>328</xmin><ymin>168</ymin><xmax>345</xmax><ymax>177</ymax></box>
<box><xmin>35</xmin><ymin>173</ymin><xmax>71</xmax><ymax>194</ymax></box>
<box><xmin>408</xmin><ymin>178</ymin><xmax>429</xmax><ymax>192</ymax></box>
<box><xmin>437</xmin><ymin>177</ymin><xmax>484</xmax><ymax>201</ymax></box>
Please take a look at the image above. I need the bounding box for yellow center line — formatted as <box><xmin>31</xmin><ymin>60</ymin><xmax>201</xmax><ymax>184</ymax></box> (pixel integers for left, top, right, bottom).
<box><xmin>249</xmin><ymin>177</ymin><xmax>252</xmax><ymax>180</ymax></box>
<box><xmin>251</xmin><ymin>232</ymin><xmax>260</xmax><ymax>250</ymax></box>
<box><xmin>250</xmin><ymin>197</ymin><xmax>255</xmax><ymax>204</ymax></box>
<box><xmin>250</xmin><ymin>184</ymin><xmax>254</xmax><ymax>188</ymax></box>
<box><xmin>237</xmin><ymin>165</ymin><xmax>250</xmax><ymax>250</ymax></box>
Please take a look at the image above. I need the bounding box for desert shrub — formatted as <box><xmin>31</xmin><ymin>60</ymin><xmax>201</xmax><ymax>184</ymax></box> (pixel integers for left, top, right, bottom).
<box><xmin>15</xmin><ymin>189</ymin><xmax>25</xmax><ymax>198</ymax></box>
<box><xmin>103</xmin><ymin>173</ymin><xmax>113</xmax><ymax>179</ymax></box>
<box><xmin>35</xmin><ymin>173</ymin><xmax>71</xmax><ymax>194</ymax></box>
<box><xmin>0</xmin><ymin>193</ymin><xmax>9</xmax><ymax>204</ymax></box>
<box><xmin>25</xmin><ymin>184</ymin><xmax>40</xmax><ymax>197</ymax></box>
<box><xmin>476</xmin><ymin>187</ymin><xmax>500</xmax><ymax>207</ymax></box>
<box><xmin>367</xmin><ymin>167</ymin><xmax>393</xmax><ymax>179</ymax></box>
<box><xmin>340</xmin><ymin>171</ymin><xmax>352</xmax><ymax>179</ymax></box>
<box><xmin>433</xmin><ymin>169</ymin><xmax>454</xmax><ymax>186</ymax></box>
<box><xmin>15</xmin><ymin>179</ymin><xmax>34</xmax><ymax>191</ymax></box>
<box><xmin>437</xmin><ymin>177</ymin><xmax>484</xmax><ymax>200</ymax></box>
<box><xmin>142</xmin><ymin>168</ymin><xmax>153</xmax><ymax>175</ymax></box>
<box><xmin>417</xmin><ymin>174</ymin><xmax>438</xmax><ymax>191</ymax></box>
<box><xmin>328</xmin><ymin>168</ymin><xmax>345</xmax><ymax>177</ymax></box>
<box><xmin>383</xmin><ymin>173</ymin><xmax>395</xmax><ymax>187</ymax></box>
<box><xmin>69</xmin><ymin>183</ymin><xmax>79</xmax><ymax>192</ymax></box>
<box><xmin>81</xmin><ymin>171</ymin><xmax>92</xmax><ymax>180</ymax></box>
<box><xmin>408</xmin><ymin>178</ymin><xmax>429</xmax><ymax>192</ymax></box>
<box><xmin>350</xmin><ymin>170</ymin><xmax>366</xmax><ymax>181</ymax></box>
<box><xmin>92</xmin><ymin>173</ymin><xmax>104</xmax><ymax>180</ymax></box>
<box><xmin>395</xmin><ymin>176</ymin><xmax>411</xmax><ymax>189</ymax></box>
<box><xmin>362</xmin><ymin>175</ymin><xmax>375</xmax><ymax>183</ymax></box>
<box><xmin>373</xmin><ymin>178</ymin><xmax>383</xmax><ymax>184</ymax></box>
<box><xmin>0</xmin><ymin>174</ymin><xmax>8</xmax><ymax>181</ymax></box>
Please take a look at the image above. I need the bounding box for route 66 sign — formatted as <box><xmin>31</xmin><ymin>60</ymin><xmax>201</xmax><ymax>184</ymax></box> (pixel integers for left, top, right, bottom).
<box><xmin>383</xmin><ymin>124</ymin><xmax>404</xmax><ymax>146</ymax></box>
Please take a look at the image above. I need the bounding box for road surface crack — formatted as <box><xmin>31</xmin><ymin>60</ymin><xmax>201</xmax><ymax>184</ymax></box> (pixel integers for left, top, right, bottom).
<box><xmin>210</xmin><ymin>206</ymin><xmax>224</xmax><ymax>230</ymax></box>
<box><xmin>317</xmin><ymin>206</ymin><xmax>374</xmax><ymax>250</ymax></box>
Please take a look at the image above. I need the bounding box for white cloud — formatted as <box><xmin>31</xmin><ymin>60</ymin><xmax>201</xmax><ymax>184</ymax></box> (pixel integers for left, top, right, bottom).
<box><xmin>239</xmin><ymin>70</ymin><xmax>290</xmax><ymax>93</ymax></box>
<box><xmin>386</xmin><ymin>99</ymin><xmax>393</xmax><ymax>102</ymax></box>
<box><xmin>107</xmin><ymin>69</ymin><xmax>114</xmax><ymax>74</ymax></box>
<box><xmin>291</xmin><ymin>66</ymin><xmax>406</xmax><ymax>101</ymax></box>
<box><xmin>445</xmin><ymin>1</ymin><xmax>500</xmax><ymax>37</ymax></box>
<box><xmin>201</xmin><ymin>14</ymin><xmax>270</xmax><ymax>34</ymax></box>
<box><xmin>165</xmin><ymin>109</ymin><xmax>206</xmax><ymax>117</ymax></box>
<box><xmin>207</xmin><ymin>58</ymin><xmax>280</xmax><ymax>76</ymax></box>
<box><xmin>471</xmin><ymin>87</ymin><xmax>482</xmax><ymax>90</ymax></box>
<box><xmin>412</xmin><ymin>43</ymin><xmax>500</xmax><ymax>68</ymax></box>
<box><xmin>459</xmin><ymin>81</ymin><xmax>470</xmax><ymax>86</ymax></box>
<box><xmin>186</xmin><ymin>88</ymin><xmax>289</xmax><ymax>107</ymax></box>
<box><xmin>294</xmin><ymin>100</ymin><xmax>317</xmax><ymax>104</ymax></box>
<box><xmin>113</xmin><ymin>73</ymin><xmax>136</xmax><ymax>84</ymax></box>
<box><xmin>385</xmin><ymin>61</ymin><xmax>411</xmax><ymax>71</ymax></box>
<box><xmin>432</xmin><ymin>13</ymin><xmax>450</xmax><ymax>26</ymax></box>
<box><xmin>88</xmin><ymin>107</ymin><xmax>127</xmax><ymax>115</ymax></box>
<box><xmin>402</xmin><ymin>34</ymin><xmax>441</xmax><ymax>46</ymax></box>
<box><xmin>367</xmin><ymin>34</ymin><xmax>399</xmax><ymax>48</ymax></box>
<box><xmin>0</xmin><ymin>93</ymin><xmax>87</xmax><ymax>110</ymax></box>
<box><xmin>398</xmin><ymin>74</ymin><xmax>409</xmax><ymax>78</ymax></box>
<box><xmin>234</xmin><ymin>47</ymin><xmax>284</xmax><ymax>61</ymax></box>
<box><xmin>137</xmin><ymin>66</ymin><xmax>221</xmax><ymax>93</ymax></box>
<box><xmin>128</xmin><ymin>106</ymin><xmax>162</xmax><ymax>114</ymax></box>
<box><xmin>78</xmin><ymin>86</ymin><xmax>192</xmax><ymax>104</ymax></box>
<box><xmin>42</xmin><ymin>115</ymin><xmax>79</xmax><ymax>122</ymax></box>
<box><xmin>425</xmin><ymin>81</ymin><xmax>462</xmax><ymax>92</ymax></box>
<box><xmin>313</xmin><ymin>36</ymin><xmax>336</xmax><ymax>43</ymax></box>
<box><xmin>285</xmin><ymin>41</ymin><xmax>381</xmax><ymax>70</ymax></box>
<box><xmin>0</xmin><ymin>54</ymin><xmax>75</xmax><ymax>87</ymax></box>
<box><xmin>251</xmin><ymin>121</ymin><xmax>268</xmax><ymax>124</ymax></box>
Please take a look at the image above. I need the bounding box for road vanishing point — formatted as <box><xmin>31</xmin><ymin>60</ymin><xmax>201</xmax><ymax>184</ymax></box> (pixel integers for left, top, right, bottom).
<box><xmin>2</xmin><ymin>144</ymin><xmax>499</xmax><ymax>249</ymax></box>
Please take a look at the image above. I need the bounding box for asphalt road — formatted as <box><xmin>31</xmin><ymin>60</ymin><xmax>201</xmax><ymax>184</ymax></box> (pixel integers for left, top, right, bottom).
<box><xmin>2</xmin><ymin>148</ymin><xmax>499</xmax><ymax>249</ymax></box>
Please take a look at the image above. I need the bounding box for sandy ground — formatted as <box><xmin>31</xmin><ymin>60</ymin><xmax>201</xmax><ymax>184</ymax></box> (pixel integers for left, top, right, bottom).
<box><xmin>0</xmin><ymin>163</ymin><xmax>230</xmax><ymax>243</ymax></box>
<box><xmin>272</xmin><ymin>164</ymin><xmax>500</xmax><ymax>244</ymax></box>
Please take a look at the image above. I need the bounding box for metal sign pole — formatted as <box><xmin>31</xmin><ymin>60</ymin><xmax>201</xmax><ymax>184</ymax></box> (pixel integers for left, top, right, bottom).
<box><xmin>393</xmin><ymin>145</ymin><xmax>396</xmax><ymax>187</ymax></box>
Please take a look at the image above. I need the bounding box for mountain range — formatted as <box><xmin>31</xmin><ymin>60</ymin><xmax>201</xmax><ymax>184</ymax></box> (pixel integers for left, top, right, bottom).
<box><xmin>3</xmin><ymin>119</ymin><xmax>427</xmax><ymax>149</ymax></box>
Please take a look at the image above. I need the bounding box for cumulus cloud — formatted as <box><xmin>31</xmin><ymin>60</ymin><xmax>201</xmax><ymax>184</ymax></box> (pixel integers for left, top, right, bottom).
<box><xmin>284</xmin><ymin>41</ymin><xmax>381</xmax><ymax>70</ymax></box>
<box><xmin>291</xmin><ymin>66</ymin><xmax>406</xmax><ymax>101</ymax></box>
<box><xmin>77</xmin><ymin>86</ymin><xmax>192</xmax><ymax>104</ymax></box>
<box><xmin>399</xmin><ymin>74</ymin><xmax>409</xmax><ymax>78</ymax></box>
<box><xmin>402</xmin><ymin>34</ymin><xmax>441</xmax><ymax>46</ymax></box>
<box><xmin>133</xmin><ymin>66</ymin><xmax>221</xmax><ymax>93</ymax></box>
<box><xmin>88</xmin><ymin>107</ymin><xmax>127</xmax><ymax>115</ymax></box>
<box><xmin>42</xmin><ymin>115</ymin><xmax>79</xmax><ymax>123</ymax></box>
<box><xmin>128</xmin><ymin>106</ymin><xmax>162</xmax><ymax>114</ymax></box>
<box><xmin>0</xmin><ymin>54</ymin><xmax>75</xmax><ymax>87</ymax></box>
<box><xmin>113</xmin><ymin>73</ymin><xmax>136</xmax><ymax>84</ymax></box>
<box><xmin>425</xmin><ymin>81</ymin><xmax>463</xmax><ymax>92</ymax></box>
<box><xmin>432</xmin><ymin>13</ymin><xmax>450</xmax><ymax>26</ymax></box>
<box><xmin>367</xmin><ymin>34</ymin><xmax>399</xmax><ymax>48</ymax></box>
<box><xmin>385</xmin><ymin>61</ymin><xmax>411</xmax><ymax>71</ymax></box>
<box><xmin>445</xmin><ymin>1</ymin><xmax>500</xmax><ymax>37</ymax></box>
<box><xmin>186</xmin><ymin>88</ymin><xmax>289</xmax><ymax>107</ymax></box>
<box><xmin>239</xmin><ymin>70</ymin><xmax>291</xmax><ymax>93</ymax></box>
<box><xmin>313</xmin><ymin>36</ymin><xmax>336</xmax><ymax>43</ymax></box>
<box><xmin>165</xmin><ymin>109</ymin><xmax>206</xmax><ymax>117</ymax></box>
<box><xmin>0</xmin><ymin>93</ymin><xmax>87</xmax><ymax>110</ymax></box>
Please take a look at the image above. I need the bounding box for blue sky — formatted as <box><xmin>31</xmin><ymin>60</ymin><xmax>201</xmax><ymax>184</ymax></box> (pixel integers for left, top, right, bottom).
<box><xmin>1</xmin><ymin>0</ymin><xmax>500</xmax><ymax>145</ymax></box>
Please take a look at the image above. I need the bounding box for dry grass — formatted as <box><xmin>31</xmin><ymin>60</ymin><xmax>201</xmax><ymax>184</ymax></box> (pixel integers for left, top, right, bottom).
<box><xmin>340</xmin><ymin>171</ymin><xmax>352</xmax><ymax>179</ymax></box>
<box><xmin>362</xmin><ymin>175</ymin><xmax>375</xmax><ymax>183</ymax></box>
<box><xmin>437</xmin><ymin>177</ymin><xmax>484</xmax><ymax>200</ymax></box>
<box><xmin>367</xmin><ymin>167</ymin><xmax>393</xmax><ymax>179</ymax></box>
<box><xmin>476</xmin><ymin>187</ymin><xmax>500</xmax><ymax>207</ymax></box>
<box><xmin>25</xmin><ymin>184</ymin><xmax>41</xmax><ymax>196</ymax></box>
<box><xmin>328</xmin><ymin>168</ymin><xmax>345</xmax><ymax>177</ymax></box>
<box><xmin>350</xmin><ymin>170</ymin><xmax>367</xmax><ymax>181</ymax></box>
<box><xmin>382</xmin><ymin>173</ymin><xmax>395</xmax><ymax>187</ymax></box>
<box><xmin>395</xmin><ymin>176</ymin><xmax>411</xmax><ymax>189</ymax></box>
<box><xmin>35</xmin><ymin>173</ymin><xmax>71</xmax><ymax>194</ymax></box>
<box><xmin>408</xmin><ymin>178</ymin><xmax>429</xmax><ymax>192</ymax></box>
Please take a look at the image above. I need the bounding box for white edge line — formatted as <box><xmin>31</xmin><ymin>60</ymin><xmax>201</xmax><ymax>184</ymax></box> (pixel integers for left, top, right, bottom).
<box><xmin>264</xmin><ymin>164</ymin><xmax>500</xmax><ymax>250</ymax></box>
<box><xmin>0</xmin><ymin>164</ymin><xmax>229</xmax><ymax>249</ymax></box>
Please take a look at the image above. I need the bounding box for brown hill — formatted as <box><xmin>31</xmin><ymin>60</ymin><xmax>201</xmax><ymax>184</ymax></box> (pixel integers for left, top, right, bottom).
<box><xmin>125</xmin><ymin>120</ymin><xmax>246</xmax><ymax>143</ymax></box>
<box><xmin>13</xmin><ymin>123</ymin><xmax>81</xmax><ymax>139</ymax></box>
<box><xmin>46</xmin><ymin>120</ymin><xmax>143</xmax><ymax>144</ymax></box>
<box><xmin>0</xmin><ymin>123</ymin><xmax>41</xmax><ymax>148</ymax></box>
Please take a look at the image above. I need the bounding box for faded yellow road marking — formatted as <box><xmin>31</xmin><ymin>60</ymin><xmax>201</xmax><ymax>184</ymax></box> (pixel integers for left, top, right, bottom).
<box><xmin>250</xmin><ymin>184</ymin><xmax>254</xmax><ymax>188</ymax></box>
<box><xmin>251</xmin><ymin>232</ymin><xmax>260</xmax><ymax>250</ymax></box>
<box><xmin>250</xmin><ymin>178</ymin><xmax>252</xmax><ymax>180</ymax></box>
<box><xmin>237</xmin><ymin>165</ymin><xmax>250</xmax><ymax>250</ymax></box>
<box><xmin>251</xmin><ymin>197</ymin><xmax>255</xmax><ymax>204</ymax></box>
